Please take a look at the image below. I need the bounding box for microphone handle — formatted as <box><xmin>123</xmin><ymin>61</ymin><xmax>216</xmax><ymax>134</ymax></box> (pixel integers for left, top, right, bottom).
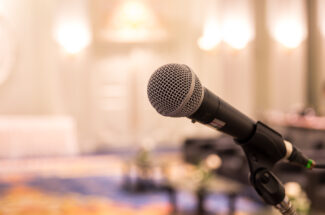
<box><xmin>189</xmin><ymin>88</ymin><xmax>256</xmax><ymax>141</ymax></box>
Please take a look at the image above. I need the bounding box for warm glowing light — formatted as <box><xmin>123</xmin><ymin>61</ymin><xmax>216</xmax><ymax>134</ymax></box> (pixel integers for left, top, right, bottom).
<box><xmin>55</xmin><ymin>22</ymin><xmax>91</xmax><ymax>54</ymax></box>
<box><xmin>118</xmin><ymin>0</ymin><xmax>151</xmax><ymax>26</ymax></box>
<box><xmin>105</xmin><ymin>0</ymin><xmax>165</xmax><ymax>42</ymax></box>
<box><xmin>204</xmin><ymin>154</ymin><xmax>222</xmax><ymax>170</ymax></box>
<box><xmin>273</xmin><ymin>20</ymin><xmax>305</xmax><ymax>48</ymax></box>
<box><xmin>222</xmin><ymin>19</ymin><xmax>253</xmax><ymax>50</ymax></box>
<box><xmin>285</xmin><ymin>182</ymin><xmax>301</xmax><ymax>197</ymax></box>
<box><xmin>197</xmin><ymin>19</ymin><xmax>221</xmax><ymax>51</ymax></box>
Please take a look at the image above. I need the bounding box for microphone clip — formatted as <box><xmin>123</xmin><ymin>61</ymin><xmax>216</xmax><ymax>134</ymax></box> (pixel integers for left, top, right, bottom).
<box><xmin>235</xmin><ymin>122</ymin><xmax>297</xmax><ymax>214</ymax></box>
<box><xmin>236</xmin><ymin>121</ymin><xmax>287</xmax><ymax>171</ymax></box>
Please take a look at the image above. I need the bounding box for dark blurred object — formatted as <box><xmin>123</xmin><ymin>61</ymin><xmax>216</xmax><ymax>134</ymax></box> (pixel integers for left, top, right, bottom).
<box><xmin>183</xmin><ymin>128</ymin><xmax>325</xmax><ymax>212</ymax></box>
<box><xmin>298</xmin><ymin>107</ymin><xmax>316</xmax><ymax>117</ymax></box>
<box><xmin>196</xmin><ymin>187</ymin><xmax>208</xmax><ymax>215</ymax></box>
<box><xmin>122</xmin><ymin>148</ymin><xmax>178</xmax><ymax>214</ymax></box>
<box><xmin>122</xmin><ymin>148</ymin><xmax>157</xmax><ymax>193</ymax></box>
<box><xmin>183</xmin><ymin>135</ymin><xmax>264</xmax><ymax>215</ymax></box>
<box><xmin>281</xmin><ymin>121</ymin><xmax>325</xmax><ymax>212</ymax></box>
<box><xmin>183</xmin><ymin>135</ymin><xmax>249</xmax><ymax>185</ymax></box>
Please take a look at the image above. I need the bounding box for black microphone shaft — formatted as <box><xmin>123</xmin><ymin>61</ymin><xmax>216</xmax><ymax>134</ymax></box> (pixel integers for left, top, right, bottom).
<box><xmin>190</xmin><ymin>88</ymin><xmax>256</xmax><ymax>141</ymax></box>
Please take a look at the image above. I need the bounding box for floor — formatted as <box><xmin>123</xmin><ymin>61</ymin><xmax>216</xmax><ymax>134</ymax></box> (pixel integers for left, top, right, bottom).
<box><xmin>0</xmin><ymin>155</ymin><xmax>265</xmax><ymax>215</ymax></box>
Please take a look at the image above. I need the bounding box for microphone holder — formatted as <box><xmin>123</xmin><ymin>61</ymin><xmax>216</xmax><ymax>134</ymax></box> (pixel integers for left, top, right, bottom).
<box><xmin>235</xmin><ymin>121</ymin><xmax>297</xmax><ymax>215</ymax></box>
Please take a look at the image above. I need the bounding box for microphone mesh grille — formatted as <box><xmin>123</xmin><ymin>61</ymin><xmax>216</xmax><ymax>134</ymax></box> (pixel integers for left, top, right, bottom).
<box><xmin>182</xmin><ymin>77</ymin><xmax>203</xmax><ymax>116</ymax></box>
<box><xmin>147</xmin><ymin>63</ymin><xmax>204</xmax><ymax>117</ymax></box>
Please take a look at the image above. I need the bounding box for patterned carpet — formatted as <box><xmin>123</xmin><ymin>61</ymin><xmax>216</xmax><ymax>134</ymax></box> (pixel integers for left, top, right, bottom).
<box><xmin>0</xmin><ymin>185</ymin><xmax>171</xmax><ymax>215</ymax></box>
<box><xmin>0</xmin><ymin>155</ymin><xmax>261</xmax><ymax>215</ymax></box>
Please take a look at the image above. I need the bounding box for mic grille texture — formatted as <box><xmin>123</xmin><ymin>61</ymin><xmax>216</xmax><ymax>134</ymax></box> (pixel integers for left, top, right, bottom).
<box><xmin>147</xmin><ymin>63</ymin><xmax>204</xmax><ymax>117</ymax></box>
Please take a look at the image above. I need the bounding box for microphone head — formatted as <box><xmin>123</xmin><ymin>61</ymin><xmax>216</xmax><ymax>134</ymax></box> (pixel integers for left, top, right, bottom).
<box><xmin>147</xmin><ymin>63</ymin><xmax>204</xmax><ymax>117</ymax></box>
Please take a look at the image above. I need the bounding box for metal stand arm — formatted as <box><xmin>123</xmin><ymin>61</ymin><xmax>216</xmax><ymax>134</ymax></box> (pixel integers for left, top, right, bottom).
<box><xmin>235</xmin><ymin>122</ymin><xmax>298</xmax><ymax>215</ymax></box>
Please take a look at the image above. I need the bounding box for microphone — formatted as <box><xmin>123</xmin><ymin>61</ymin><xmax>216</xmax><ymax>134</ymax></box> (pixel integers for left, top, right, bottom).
<box><xmin>147</xmin><ymin>63</ymin><xmax>313</xmax><ymax>169</ymax></box>
<box><xmin>147</xmin><ymin>63</ymin><xmax>255</xmax><ymax>141</ymax></box>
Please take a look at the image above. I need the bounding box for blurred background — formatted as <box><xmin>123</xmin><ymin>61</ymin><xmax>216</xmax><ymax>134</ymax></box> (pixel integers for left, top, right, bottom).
<box><xmin>0</xmin><ymin>0</ymin><xmax>325</xmax><ymax>214</ymax></box>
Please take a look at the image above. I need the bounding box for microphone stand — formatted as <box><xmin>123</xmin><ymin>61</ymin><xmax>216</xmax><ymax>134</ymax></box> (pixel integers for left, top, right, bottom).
<box><xmin>235</xmin><ymin>122</ymin><xmax>297</xmax><ymax>215</ymax></box>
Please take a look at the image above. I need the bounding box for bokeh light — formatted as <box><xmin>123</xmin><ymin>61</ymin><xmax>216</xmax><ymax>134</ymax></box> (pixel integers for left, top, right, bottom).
<box><xmin>55</xmin><ymin>22</ymin><xmax>91</xmax><ymax>54</ymax></box>
<box><xmin>197</xmin><ymin>18</ymin><xmax>221</xmax><ymax>51</ymax></box>
<box><xmin>105</xmin><ymin>0</ymin><xmax>165</xmax><ymax>42</ymax></box>
<box><xmin>222</xmin><ymin>19</ymin><xmax>253</xmax><ymax>50</ymax></box>
<box><xmin>273</xmin><ymin>19</ymin><xmax>306</xmax><ymax>48</ymax></box>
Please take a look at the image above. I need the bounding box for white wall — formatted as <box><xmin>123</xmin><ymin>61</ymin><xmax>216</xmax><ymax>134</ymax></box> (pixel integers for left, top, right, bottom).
<box><xmin>0</xmin><ymin>0</ymin><xmax>313</xmax><ymax>152</ymax></box>
<box><xmin>0</xmin><ymin>0</ymin><xmax>60</xmax><ymax>114</ymax></box>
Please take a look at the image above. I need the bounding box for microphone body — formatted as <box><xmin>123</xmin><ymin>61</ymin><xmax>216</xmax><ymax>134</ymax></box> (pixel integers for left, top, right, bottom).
<box><xmin>189</xmin><ymin>88</ymin><xmax>255</xmax><ymax>141</ymax></box>
<box><xmin>189</xmin><ymin>88</ymin><xmax>288</xmax><ymax>169</ymax></box>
